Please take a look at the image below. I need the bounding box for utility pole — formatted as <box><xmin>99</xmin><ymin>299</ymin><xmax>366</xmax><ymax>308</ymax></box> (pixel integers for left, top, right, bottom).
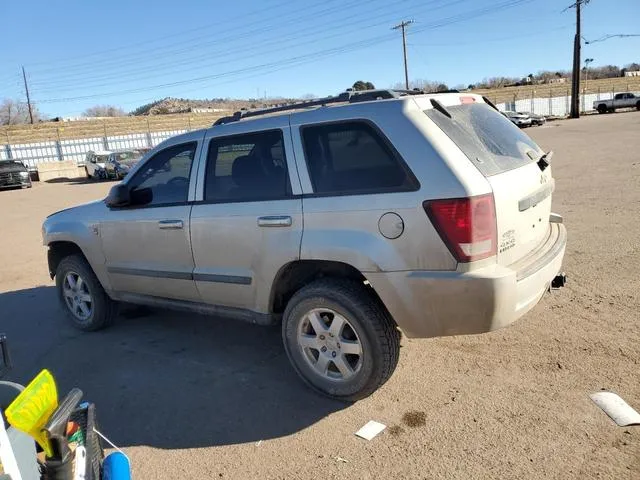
<box><xmin>567</xmin><ymin>0</ymin><xmax>590</xmax><ymax>118</ymax></box>
<box><xmin>21</xmin><ymin>66</ymin><xmax>34</xmax><ymax>124</ymax></box>
<box><xmin>393</xmin><ymin>20</ymin><xmax>413</xmax><ymax>90</ymax></box>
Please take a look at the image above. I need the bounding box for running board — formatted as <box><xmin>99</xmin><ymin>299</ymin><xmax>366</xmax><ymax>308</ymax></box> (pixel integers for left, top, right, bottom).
<box><xmin>113</xmin><ymin>292</ymin><xmax>278</xmax><ymax>326</ymax></box>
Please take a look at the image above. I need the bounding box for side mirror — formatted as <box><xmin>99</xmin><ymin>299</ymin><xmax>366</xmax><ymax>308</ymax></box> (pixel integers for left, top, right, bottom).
<box><xmin>105</xmin><ymin>184</ymin><xmax>130</xmax><ymax>208</ymax></box>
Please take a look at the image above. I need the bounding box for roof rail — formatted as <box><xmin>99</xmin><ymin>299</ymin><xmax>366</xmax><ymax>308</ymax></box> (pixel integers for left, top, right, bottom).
<box><xmin>212</xmin><ymin>89</ymin><xmax>424</xmax><ymax>126</ymax></box>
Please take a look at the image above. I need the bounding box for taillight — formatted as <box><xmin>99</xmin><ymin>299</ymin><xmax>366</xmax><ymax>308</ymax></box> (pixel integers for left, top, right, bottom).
<box><xmin>423</xmin><ymin>194</ymin><xmax>497</xmax><ymax>262</ymax></box>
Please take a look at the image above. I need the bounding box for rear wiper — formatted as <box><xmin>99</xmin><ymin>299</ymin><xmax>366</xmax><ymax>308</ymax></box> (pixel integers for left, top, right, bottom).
<box><xmin>430</xmin><ymin>98</ymin><xmax>452</xmax><ymax>118</ymax></box>
<box><xmin>537</xmin><ymin>150</ymin><xmax>553</xmax><ymax>172</ymax></box>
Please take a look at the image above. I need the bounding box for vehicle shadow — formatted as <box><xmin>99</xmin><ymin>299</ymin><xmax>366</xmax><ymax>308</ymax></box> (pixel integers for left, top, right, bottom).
<box><xmin>0</xmin><ymin>286</ymin><xmax>345</xmax><ymax>449</ymax></box>
<box><xmin>44</xmin><ymin>177</ymin><xmax>96</xmax><ymax>185</ymax></box>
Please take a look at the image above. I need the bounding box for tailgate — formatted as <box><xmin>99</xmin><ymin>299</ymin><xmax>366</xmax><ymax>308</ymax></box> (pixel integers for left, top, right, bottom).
<box><xmin>423</xmin><ymin>99</ymin><xmax>555</xmax><ymax>266</ymax></box>
<box><xmin>488</xmin><ymin>163</ymin><xmax>553</xmax><ymax>266</ymax></box>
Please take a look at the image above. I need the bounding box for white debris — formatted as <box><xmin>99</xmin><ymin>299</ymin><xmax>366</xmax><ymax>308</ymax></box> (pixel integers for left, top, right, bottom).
<box><xmin>355</xmin><ymin>420</ymin><xmax>387</xmax><ymax>441</ymax></box>
<box><xmin>590</xmin><ymin>392</ymin><xmax>640</xmax><ymax>426</ymax></box>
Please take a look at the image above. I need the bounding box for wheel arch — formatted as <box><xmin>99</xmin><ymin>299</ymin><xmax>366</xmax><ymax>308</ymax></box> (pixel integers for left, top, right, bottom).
<box><xmin>269</xmin><ymin>260</ymin><xmax>395</xmax><ymax>324</ymax></box>
<box><xmin>47</xmin><ymin>241</ymin><xmax>88</xmax><ymax>278</ymax></box>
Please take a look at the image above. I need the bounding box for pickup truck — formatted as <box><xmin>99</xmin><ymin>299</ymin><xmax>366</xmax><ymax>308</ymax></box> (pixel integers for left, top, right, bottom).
<box><xmin>594</xmin><ymin>93</ymin><xmax>640</xmax><ymax>114</ymax></box>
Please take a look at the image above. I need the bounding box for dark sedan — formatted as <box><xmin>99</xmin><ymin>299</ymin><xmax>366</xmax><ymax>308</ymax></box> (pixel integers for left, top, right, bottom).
<box><xmin>104</xmin><ymin>149</ymin><xmax>149</xmax><ymax>180</ymax></box>
<box><xmin>0</xmin><ymin>161</ymin><xmax>32</xmax><ymax>189</ymax></box>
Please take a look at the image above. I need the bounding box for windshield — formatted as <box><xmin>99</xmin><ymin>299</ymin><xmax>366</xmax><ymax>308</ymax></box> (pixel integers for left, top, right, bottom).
<box><xmin>0</xmin><ymin>161</ymin><xmax>27</xmax><ymax>171</ymax></box>
<box><xmin>114</xmin><ymin>151</ymin><xmax>143</xmax><ymax>165</ymax></box>
<box><xmin>425</xmin><ymin>103</ymin><xmax>542</xmax><ymax>176</ymax></box>
<box><xmin>95</xmin><ymin>155</ymin><xmax>110</xmax><ymax>163</ymax></box>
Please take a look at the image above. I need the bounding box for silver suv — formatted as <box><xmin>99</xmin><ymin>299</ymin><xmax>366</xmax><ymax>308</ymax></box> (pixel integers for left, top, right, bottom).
<box><xmin>42</xmin><ymin>90</ymin><xmax>567</xmax><ymax>401</ymax></box>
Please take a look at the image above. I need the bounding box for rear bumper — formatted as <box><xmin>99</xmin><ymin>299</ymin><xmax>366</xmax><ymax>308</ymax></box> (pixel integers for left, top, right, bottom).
<box><xmin>366</xmin><ymin>223</ymin><xmax>567</xmax><ymax>338</ymax></box>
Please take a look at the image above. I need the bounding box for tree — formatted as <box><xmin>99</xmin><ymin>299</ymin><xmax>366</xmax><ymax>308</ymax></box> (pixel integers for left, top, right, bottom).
<box><xmin>82</xmin><ymin>105</ymin><xmax>126</xmax><ymax>117</ymax></box>
<box><xmin>435</xmin><ymin>83</ymin><xmax>449</xmax><ymax>92</ymax></box>
<box><xmin>0</xmin><ymin>98</ymin><xmax>42</xmax><ymax>125</ymax></box>
<box><xmin>352</xmin><ymin>80</ymin><xmax>375</xmax><ymax>91</ymax></box>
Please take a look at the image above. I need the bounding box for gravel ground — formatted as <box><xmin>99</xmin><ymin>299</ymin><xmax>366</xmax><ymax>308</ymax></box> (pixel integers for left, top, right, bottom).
<box><xmin>0</xmin><ymin>112</ymin><xmax>638</xmax><ymax>479</ymax></box>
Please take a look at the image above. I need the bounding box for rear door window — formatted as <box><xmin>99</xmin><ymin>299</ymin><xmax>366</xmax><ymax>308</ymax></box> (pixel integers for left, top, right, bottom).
<box><xmin>425</xmin><ymin>103</ymin><xmax>542</xmax><ymax>177</ymax></box>
<box><xmin>301</xmin><ymin>121</ymin><xmax>417</xmax><ymax>194</ymax></box>
<box><xmin>204</xmin><ymin>130</ymin><xmax>289</xmax><ymax>202</ymax></box>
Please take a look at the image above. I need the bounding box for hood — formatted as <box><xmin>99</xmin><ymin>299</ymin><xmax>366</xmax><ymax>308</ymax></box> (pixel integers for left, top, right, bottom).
<box><xmin>0</xmin><ymin>161</ymin><xmax>27</xmax><ymax>173</ymax></box>
<box><xmin>46</xmin><ymin>199</ymin><xmax>105</xmax><ymax>219</ymax></box>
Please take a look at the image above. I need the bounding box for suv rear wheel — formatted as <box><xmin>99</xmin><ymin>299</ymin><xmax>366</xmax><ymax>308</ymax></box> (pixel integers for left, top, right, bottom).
<box><xmin>282</xmin><ymin>279</ymin><xmax>400</xmax><ymax>401</ymax></box>
<box><xmin>55</xmin><ymin>254</ymin><xmax>117</xmax><ymax>331</ymax></box>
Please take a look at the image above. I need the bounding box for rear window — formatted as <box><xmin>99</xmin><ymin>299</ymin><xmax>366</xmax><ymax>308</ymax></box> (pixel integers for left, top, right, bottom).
<box><xmin>425</xmin><ymin>103</ymin><xmax>542</xmax><ymax>176</ymax></box>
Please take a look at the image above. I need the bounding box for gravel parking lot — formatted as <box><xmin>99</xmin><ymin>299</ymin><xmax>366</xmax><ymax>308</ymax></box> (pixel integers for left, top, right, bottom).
<box><xmin>1</xmin><ymin>112</ymin><xmax>638</xmax><ymax>479</ymax></box>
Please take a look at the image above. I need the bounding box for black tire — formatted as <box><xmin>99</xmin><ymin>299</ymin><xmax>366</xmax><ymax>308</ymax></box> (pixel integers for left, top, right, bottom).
<box><xmin>282</xmin><ymin>278</ymin><xmax>400</xmax><ymax>402</ymax></box>
<box><xmin>597</xmin><ymin>104</ymin><xmax>607</xmax><ymax>114</ymax></box>
<box><xmin>636</xmin><ymin>101</ymin><xmax>640</xmax><ymax>111</ymax></box>
<box><xmin>55</xmin><ymin>254</ymin><xmax>117</xmax><ymax>331</ymax></box>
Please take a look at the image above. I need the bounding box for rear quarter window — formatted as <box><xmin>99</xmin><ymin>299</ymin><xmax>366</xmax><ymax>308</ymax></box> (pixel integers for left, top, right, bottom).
<box><xmin>301</xmin><ymin>121</ymin><xmax>418</xmax><ymax>195</ymax></box>
<box><xmin>425</xmin><ymin>103</ymin><xmax>542</xmax><ymax>176</ymax></box>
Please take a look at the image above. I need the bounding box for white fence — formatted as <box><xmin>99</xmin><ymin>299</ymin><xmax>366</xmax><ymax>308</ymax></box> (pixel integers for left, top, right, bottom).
<box><xmin>1</xmin><ymin>129</ymin><xmax>188</xmax><ymax>170</ymax></box>
<box><xmin>496</xmin><ymin>91</ymin><xmax>640</xmax><ymax>116</ymax></box>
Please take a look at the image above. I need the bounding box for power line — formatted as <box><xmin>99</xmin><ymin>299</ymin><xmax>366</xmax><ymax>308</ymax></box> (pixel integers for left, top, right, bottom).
<box><xmin>585</xmin><ymin>33</ymin><xmax>640</xmax><ymax>44</ymax></box>
<box><xmin>36</xmin><ymin>0</ymin><xmax>535</xmax><ymax>104</ymax></box>
<box><xmin>30</xmin><ymin>0</ymin><xmax>454</xmax><ymax>88</ymax></box>
<box><xmin>29</xmin><ymin>0</ymin><xmax>426</xmax><ymax>88</ymax></box>
<box><xmin>24</xmin><ymin>0</ymin><xmax>297</xmax><ymax>68</ymax></box>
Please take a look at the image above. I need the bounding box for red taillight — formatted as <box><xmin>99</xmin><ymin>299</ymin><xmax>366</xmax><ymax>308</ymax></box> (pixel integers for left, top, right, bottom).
<box><xmin>423</xmin><ymin>194</ymin><xmax>497</xmax><ymax>262</ymax></box>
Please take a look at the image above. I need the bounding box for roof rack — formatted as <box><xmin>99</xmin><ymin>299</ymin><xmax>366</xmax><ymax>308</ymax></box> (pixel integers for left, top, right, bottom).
<box><xmin>213</xmin><ymin>89</ymin><xmax>424</xmax><ymax>126</ymax></box>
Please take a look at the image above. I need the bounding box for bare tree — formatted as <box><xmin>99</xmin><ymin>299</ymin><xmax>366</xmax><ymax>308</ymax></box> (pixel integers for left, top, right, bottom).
<box><xmin>0</xmin><ymin>98</ymin><xmax>42</xmax><ymax>125</ymax></box>
<box><xmin>82</xmin><ymin>105</ymin><xmax>127</xmax><ymax>117</ymax></box>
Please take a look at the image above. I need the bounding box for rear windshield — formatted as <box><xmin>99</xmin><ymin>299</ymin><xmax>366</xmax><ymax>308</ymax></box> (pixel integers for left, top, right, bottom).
<box><xmin>425</xmin><ymin>103</ymin><xmax>542</xmax><ymax>176</ymax></box>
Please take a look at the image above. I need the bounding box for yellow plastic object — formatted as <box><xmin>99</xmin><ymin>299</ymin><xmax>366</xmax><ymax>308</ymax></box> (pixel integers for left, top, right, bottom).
<box><xmin>5</xmin><ymin>369</ymin><xmax>58</xmax><ymax>457</ymax></box>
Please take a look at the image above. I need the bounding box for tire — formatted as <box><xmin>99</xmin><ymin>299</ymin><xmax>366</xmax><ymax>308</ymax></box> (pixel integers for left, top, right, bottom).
<box><xmin>597</xmin><ymin>104</ymin><xmax>607</xmax><ymax>114</ymax></box>
<box><xmin>282</xmin><ymin>278</ymin><xmax>400</xmax><ymax>402</ymax></box>
<box><xmin>55</xmin><ymin>254</ymin><xmax>117</xmax><ymax>331</ymax></box>
<box><xmin>636</xmin><ymin>101</ymin><xmax>640</xmax><ymax>111</ymax></box>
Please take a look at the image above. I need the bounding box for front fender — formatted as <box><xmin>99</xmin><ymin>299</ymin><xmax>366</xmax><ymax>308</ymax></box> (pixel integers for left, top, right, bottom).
<box><xmin>43</xmin><ymin>210</ymin><xmax>111</xmax><ymax>291</ymax></box>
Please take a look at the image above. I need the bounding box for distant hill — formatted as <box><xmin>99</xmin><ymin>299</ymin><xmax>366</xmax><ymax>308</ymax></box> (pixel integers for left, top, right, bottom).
<box><xmin>131</xmin><ymin>97</ymin><xmax>295</xmax><ymax>116</ymax></box>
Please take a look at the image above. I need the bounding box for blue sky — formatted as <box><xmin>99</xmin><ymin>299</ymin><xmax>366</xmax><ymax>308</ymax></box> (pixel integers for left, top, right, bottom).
<box><xmin>1</xmin><ymin>0</ymin><xmax>638</xmax><ymax>117</ymax></box>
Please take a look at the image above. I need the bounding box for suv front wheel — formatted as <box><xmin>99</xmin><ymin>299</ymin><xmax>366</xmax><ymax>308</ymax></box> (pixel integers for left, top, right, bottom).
<box><xmin>282</xmin><ymin>279</ymin><xmax>400</xmax><ymax>401</ymax></box>
<box><xmin>55</xmin><ymin>254</ymin><xmax>117</xmax><ymax>331</ymax></box>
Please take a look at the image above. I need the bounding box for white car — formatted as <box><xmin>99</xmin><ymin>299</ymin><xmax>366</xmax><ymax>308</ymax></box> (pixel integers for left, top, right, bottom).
<box><xmin>84</xmin><ymin>150</ymin><xmax>112</xmax><ymax>180</ymax></box>
<box><xmin>502</xmin><ymin>111</ymin><xmax>532</xmax><ymax>128</ymax></box>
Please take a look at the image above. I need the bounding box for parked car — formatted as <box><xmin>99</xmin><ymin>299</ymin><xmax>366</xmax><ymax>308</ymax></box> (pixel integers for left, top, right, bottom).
<box><xmin>104</xmin><ymin>149</ymin><xmax>149</xmax><ymax>180</ymax></box>
<box><xmin>84</xmin><ymin>150</ymin><xmax>112</xmax><ymax>180</ymax></box>
<box><xmin>0</xmin><ymin>160</ymin><xmax>32</xmax><ymax>189</ymax></box>
<box><xmin>594</xmin><ymin>93</ymin><xmax>640</xmax><ymax>114</ymax></box>
<box><xmin>42</xmin><ymin>90</ymin><xmax>567</xmax><ymax>400</ymax></box>
<box><xmin>520</xmin><ymin>112</ymin><xmax>546</xmax><ymax>126</ymax></box>
<box><xmin>502</xmin><ymin>110</ymin><xmax>532</xmax><ymax>127</ymax></box>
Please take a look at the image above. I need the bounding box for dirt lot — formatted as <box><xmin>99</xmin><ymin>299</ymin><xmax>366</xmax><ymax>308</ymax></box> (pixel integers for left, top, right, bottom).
<box><xmin>1</xmin><ymin>112</ymin><xmax>638</xmax><ymax>479</ymax></box>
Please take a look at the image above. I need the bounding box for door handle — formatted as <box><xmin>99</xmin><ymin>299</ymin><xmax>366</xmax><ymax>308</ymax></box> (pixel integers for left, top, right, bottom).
<box><xmin>257</xmin><ymin>215</ymin><xmax>292</xmax><ymax>227</ymax></box>
<box><xmin>158</xmin><ymin>220</ymin><xmax>183</xmax><ymax>230</ymax></box>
